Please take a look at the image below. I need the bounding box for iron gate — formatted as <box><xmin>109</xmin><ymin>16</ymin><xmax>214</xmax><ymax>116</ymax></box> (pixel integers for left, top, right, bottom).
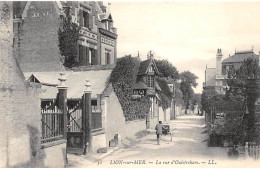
<box><xmin>67</xmin><ymin>99</ymin><xmax>86</xmax><ymax>154</ymax></box>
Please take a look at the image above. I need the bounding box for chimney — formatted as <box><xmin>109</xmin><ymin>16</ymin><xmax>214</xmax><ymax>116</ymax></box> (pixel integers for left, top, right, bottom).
<box><xmin>216</xmin><ymin>48</ymin><xmax>223</xmax><ymax>77</ymax></box>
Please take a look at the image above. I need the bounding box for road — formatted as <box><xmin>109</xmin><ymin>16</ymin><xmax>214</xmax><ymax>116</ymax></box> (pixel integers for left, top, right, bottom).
<box><xmin>67</xmin><ymin>114</ymin><xmax>259</xmax><ymax>168</ymax></box>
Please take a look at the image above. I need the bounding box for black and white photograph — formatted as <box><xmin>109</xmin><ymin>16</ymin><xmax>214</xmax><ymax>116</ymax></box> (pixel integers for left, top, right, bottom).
<box><xmin>0</xmin><ymin>0</ymin><xmax>260</xmax><ymax>168</ymax></box>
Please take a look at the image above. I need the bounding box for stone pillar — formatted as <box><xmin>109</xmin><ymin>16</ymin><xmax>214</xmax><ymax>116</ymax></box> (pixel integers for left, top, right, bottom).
<box><xmin>57</xmin><ymin>73</ymin><xmax>68</xmax><ymax>140</ymax></box>
<box><xmin>83</xmin><ymin>80</ymin><xmax>92</xmax><ymax>153</ymax></box>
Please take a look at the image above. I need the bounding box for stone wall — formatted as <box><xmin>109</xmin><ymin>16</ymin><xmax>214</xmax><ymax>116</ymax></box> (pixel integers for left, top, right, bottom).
<box><xmin>0</xmin><ymin>2</ymin><xmax>66</xmax><ymax>167</ymax></box>
<box><xmin>0</xmin><ymin>2</ymin><xmax>41</xmax><ymax>167</ymax></box>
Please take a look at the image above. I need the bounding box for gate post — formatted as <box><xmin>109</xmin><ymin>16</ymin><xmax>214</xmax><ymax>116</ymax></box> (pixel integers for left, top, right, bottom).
<box><xmin>57</xmin><ymin>73</ymin><xmax>68</xmax><ymax>140</ymax></box>
<box><xmin>83</xmin><ymin>80</ymin><xmax>92</xmax><ymax>154</ymax></box>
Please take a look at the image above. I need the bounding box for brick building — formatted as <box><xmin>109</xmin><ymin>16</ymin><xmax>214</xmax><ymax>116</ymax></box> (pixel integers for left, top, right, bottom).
<box><xmin>13</xmin><ymin>1</ymin><xmax>117</xmax><ymax>72</ymax></box>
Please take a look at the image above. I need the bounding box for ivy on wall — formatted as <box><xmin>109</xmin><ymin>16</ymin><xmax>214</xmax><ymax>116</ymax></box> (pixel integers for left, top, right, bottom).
<box><xmin>109</xmin><ymin>56</ymin><xmax>151</xmax><ymax>121</ymax></box>
<box><xmin>58</xmin><ymin>10</ymin><xmax>80</xmax><ymax>68</ymax></box>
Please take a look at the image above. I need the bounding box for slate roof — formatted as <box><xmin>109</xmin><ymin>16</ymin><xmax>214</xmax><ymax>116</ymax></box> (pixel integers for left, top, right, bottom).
<box><xmin>222</xmin><ymin>51</ymin><xmax>259</xmax><ymax>63</ymax></box>
<box><xmin>13</xmin><ymin>1</ymin><xmax>27</xmax><ymax>18</ymax></box>
<box><xmin>133</xmin><ymin>81</ymin><xmax>148</xmax><ymax>89</ymax></box>
<box><xmin>24</xmin><ymin>70</ymin><xmax>112</xmax><ymax>99</ymax></box>
<box><xmin>206</xmin><ymin>74</ymin><xmax>216</xmax><ymax>87</ymax></box>
<box><xmin>138</xmin><ymin>59</ymin><xmax>151</xmax><ymax>75</ymax></box>
<box><xmin>205</xmin><ymin>68</ymin><xmax>217</xmax><ymax>87</ymax></box>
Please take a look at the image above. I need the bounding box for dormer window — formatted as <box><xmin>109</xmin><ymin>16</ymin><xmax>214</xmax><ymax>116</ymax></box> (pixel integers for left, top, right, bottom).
<box><xmin>105</xmin><ymin>20</ymin><xmax>111</xmax><ymax>31</ymax></box>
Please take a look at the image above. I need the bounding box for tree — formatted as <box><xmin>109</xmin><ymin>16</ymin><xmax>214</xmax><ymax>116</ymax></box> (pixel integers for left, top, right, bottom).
<box><xmin>155</xmin><ymin>59</ymin><xmax>179</xmax><ymax>80</ymax></box>
<box><xmin>180</xmin><ymin>71</ymin><xmax>198</xmax><ymax>114</ymax></box>
<box><xmin>58</xmin><ymin>9</ymin><xmax>80</xmax><ymax>68</ymax></box>
<box><xmin>226</xmin><ymin>58</ymin><xmax>260</xmax><ymax>142</ymax></box>
<box><xmin>201</xmin><ymin>88</ymin><xmax>218</xmax><ymax>114</ymax></box>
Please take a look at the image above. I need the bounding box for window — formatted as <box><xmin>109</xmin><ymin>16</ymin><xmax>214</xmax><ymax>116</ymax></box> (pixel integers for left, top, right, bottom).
<box><xmin>148</xmin><ymin>65</ymin><xmax>154</xmax><ymax>73</ymax></box>
<box><xmin>147</xmin><ymin>75</ymin><xmax>154</xmax><ymax>88</ymax></box>
<box><xmin>105</xmin><ymin>49</ymin><xmax>111</xmax><ymax>65</ymax></box>
<box><xmin>89</xmin><ymin>48</ymin><xmax>96</xmax><ymax>65</ymax></box>
<box><xmin>91</xmin><ymin>100</ymin><xmax>98</xmax><ymax>112</ymax></box>
<box><xmin>83</xmin><ymin>11</ymin><xmax>89</xmax><ymax>28</ymax></box>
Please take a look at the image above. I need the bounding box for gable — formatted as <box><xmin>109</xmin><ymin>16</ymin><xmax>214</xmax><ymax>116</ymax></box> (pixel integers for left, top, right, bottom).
<box><xmin>138</xmin><ymin>59</ymin><xmax>159</xmax><ymax>75</ymax></box>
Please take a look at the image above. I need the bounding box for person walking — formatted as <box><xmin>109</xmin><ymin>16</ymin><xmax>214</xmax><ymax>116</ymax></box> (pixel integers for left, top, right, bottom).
<box><xmin>155</xmin><ymin>121</ymin><xmax>163</xmax><ymax>145</ymax></box>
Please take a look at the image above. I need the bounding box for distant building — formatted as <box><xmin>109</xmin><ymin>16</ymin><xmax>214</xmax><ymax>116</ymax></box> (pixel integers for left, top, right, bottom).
<box><xmin>204</xmin><ymin>49</ymin><xmax>260</xmax><ymax>94</ymax></box>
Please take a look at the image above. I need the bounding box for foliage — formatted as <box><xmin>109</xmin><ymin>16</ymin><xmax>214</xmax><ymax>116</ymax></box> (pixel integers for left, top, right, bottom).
<box><xmin>191</xmin><ymin>93</ymin><xmax>201</xmax><ymax>111</ymax></box>
<box><xmin>155</xmin><ymin>59</ymin><xmax>179</xmax><ymax>80</ymax></box>
<box><xmin>226</xmin><ymin>58</ymin><xmax>260</xmax><ymax>141</ymax></box>
<box><xmin>173</xmin><ymin>83</ymin><xmax>184</xmax><ymax>106</ymax></box>
<box><xmin>156</xmin><ymin>78</ymin><xmax>172</xmax><ymax>110</ymax></box>
<box><xmin>109</xmin><ymin>56</ymin><xmax>151</xmax><ymax>121</ymax></box>
<box><xmin>180</xmin><ymin>71</ymin><xmax>198</xmax><ymax>113</ymax></box>
<box><xmin>201</xmin><ymin>88</ymin><xmax>218</xmax><ymax>114</ymax></box>
<box><xmin>58</xmin><ymin>11</ymin><xmax>80</xmax><ymax>68</ymax></box>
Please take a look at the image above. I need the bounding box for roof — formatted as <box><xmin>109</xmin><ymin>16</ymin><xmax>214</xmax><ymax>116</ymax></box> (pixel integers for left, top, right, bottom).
<box><xmin>205</xmin><ymin>68</ymin><xmax>216</xmax><ymax>87</ymax></box>
<box><xmin>24</xmin><ymin>70</ymin><xmax>112</xmax><ymax>99</ymax></box>
<box><xmin>137</xmin><ymin>58</ymin><xmax>159</xmax><ymax>75</ymax></box>
<box><xmin>155</xmin><ymin>82</ymin><xmax>162</xmax><ymax>91</ymax></box>
<box><xmin>205</xmin><ymin>74</ymin><xmax>216</xmax><ymax>87</ymax></box>
<box><xmin>99</xmin><ymin>13</ymin><xmax>113</xmax><ymax>21</ymax></box>
<box><xmin>13</xmin><ymin>1</ymin><xmax>27</xmax><ymax>18</ymax></box>
<box><xmin>27</xmin><ymin>73</ymin><xmax>59</xmax><ymax>86</ymax></box>
<box><xmin>138</xmin><ymin>59</ymin><xmax>151</xmax><ymax>75</ymax></box>
<box><xmin>133</xmin><ymin>81</ymin><xmax>148</xmax><ymax>89</ymax></box>
<box><xmin>222</xmin><ymin>51</ymin><xmax>259</xmax><ymax>63</ymax></box>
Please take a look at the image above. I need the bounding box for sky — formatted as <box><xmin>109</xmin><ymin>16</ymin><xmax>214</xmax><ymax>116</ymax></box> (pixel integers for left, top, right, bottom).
<box><xmin>106</xmin><ymin>1</ymin><xmax>260</xmax><ymax>93</ymax></box>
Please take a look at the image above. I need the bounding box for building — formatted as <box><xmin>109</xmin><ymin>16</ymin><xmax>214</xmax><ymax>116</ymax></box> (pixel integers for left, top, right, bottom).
<box><xmin>13</xmin><ymin>1</ymin><xmax>117</xmax><ymax>72</ymax></box>
<box><xmin>204</xmin><ymin>49</ymin><xmax>260</xmax><ymax>94</ymax></box>
<box><xmin>12</xmin><ymin>1</ymin><xmax>119</xmax><ymax>156</ymax></box>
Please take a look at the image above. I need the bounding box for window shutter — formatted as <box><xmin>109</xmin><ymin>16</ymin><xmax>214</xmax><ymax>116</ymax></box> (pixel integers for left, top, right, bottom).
<box><xmin>89</xmin><ymin>14</ymin><xmax>93</xmax><ymax>29</ymax></box>
<box><xmin>86</xmin><ymin>47</ymin><xmax>89</xmax><ymax>65</ymax></box>
<box><xmin>79</xmin><ymin>10</ymin><xmax>83</xmax><ymax>26</ymax></box>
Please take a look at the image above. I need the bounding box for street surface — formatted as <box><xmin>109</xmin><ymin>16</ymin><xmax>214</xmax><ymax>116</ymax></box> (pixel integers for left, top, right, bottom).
<box><xmin>67</xmin><ymin>114</ymin><xmax>259</xmax><ymax>168</ymax></box>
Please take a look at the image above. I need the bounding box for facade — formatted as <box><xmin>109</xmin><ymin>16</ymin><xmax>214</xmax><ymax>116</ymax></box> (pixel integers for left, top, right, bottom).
<box><xmin>13</xmin><ymin>1</ymin><xmax>117</xmax><ymax>72</ymax></box>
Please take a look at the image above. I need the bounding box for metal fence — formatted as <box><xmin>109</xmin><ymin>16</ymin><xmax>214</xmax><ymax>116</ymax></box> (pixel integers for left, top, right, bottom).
<box><xmin>41</xmin><ymin>105</ymin><xmax>63</xmax><ymax>144</ymax></box>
